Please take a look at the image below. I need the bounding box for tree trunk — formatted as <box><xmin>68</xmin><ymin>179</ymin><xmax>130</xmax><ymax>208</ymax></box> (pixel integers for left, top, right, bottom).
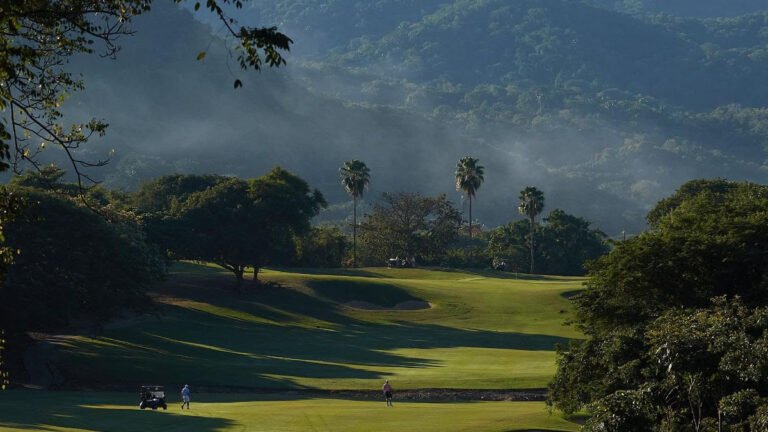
<box><xmin>468</xmin><ymin>196</ymin><xmax>473</xmax><ymax>241</ymax></box>
<box><xmin>529</xmin><ymin>216</ymin><xmax>535</xmax><ymax>274</ymax></box>
<box><xmin>353</xmin><ymin>195</ymin><xmax>357</xmax><ymax>268</ymax></box>
<box><xmin>252</xmin><ymin>265</ymin><xmax>260</xmax><ymax>281</ymax></box>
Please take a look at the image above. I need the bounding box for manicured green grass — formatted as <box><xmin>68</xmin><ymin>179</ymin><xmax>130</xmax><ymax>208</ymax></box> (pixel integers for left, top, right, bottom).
<box><xmin>0</xmin><ymin>391</ymin><xmax>580</xmax><ymax>432</ymax></box>
<box><xmin>48</xmin><ymin>263</ymin><xmax>582</xmax><ymax>390</ymax></box>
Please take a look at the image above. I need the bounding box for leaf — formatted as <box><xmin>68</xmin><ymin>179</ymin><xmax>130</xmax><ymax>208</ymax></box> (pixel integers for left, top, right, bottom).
<box><xmin>196</xmin><ymin>51</ymin><xmax>206</xmax><ymax>61</ymax></box>
<box><xmin>234</xmin><ymin>79</ymin><xmax>243</xmax><ymax>89</ymax></box>
<box><xmin>194</xmin><ymin>2</ymin><xmax>200</xmax><ymax>11</ymax></box>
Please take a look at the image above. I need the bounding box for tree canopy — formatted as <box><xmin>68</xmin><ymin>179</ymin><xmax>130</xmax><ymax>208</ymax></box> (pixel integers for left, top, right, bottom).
<box><xmin>487</xmin><ymin>209</ymin><xmax>608</xmax><ymax>275</ymax></box>
<box><xmin>0</xmin><ymin>186</ymin><xmax>164</xmax><ymax>336</ymax></box>
<box><xmin>358</xmin><ymin>192</ymin><xmax>462</xmax><ymax>266</ymax></box>
<box><xmin>548</xmin><ymin>178</ymin><xmax>768</xmax><ymax>430</ymax></box>
<box><xmin>140</xmin><ymin>168</ymin><xmax>326</xmax><ymax>284</ymax></box>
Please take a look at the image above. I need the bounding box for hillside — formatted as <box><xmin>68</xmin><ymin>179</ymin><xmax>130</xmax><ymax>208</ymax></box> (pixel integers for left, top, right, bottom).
<box><xmin>49</xmin><ymin>0</ymin><xmax>768</xmax><ymax>234</ymax></box>
<box><xmin>587</xmin><ymin>0</ymin><xmax>768</xmax><ymax>17</ymax></box>
<box><xmin>334</xmin><ymin>0</ymin><xmax>768</xmax><ymax>110</ymax></box>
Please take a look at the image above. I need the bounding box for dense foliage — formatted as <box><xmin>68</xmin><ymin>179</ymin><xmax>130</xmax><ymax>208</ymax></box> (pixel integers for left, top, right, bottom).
<box><xmin>586</xmin><ymin>0</ymin><xmax>768</xmax><ymax>17</ymax></box>
<box><xmin>293</xmin><ymin>226</ymin><xmax>350</xmax><ymax>268</ymax></box>
<box><xmin>549</xmin><ymin>179</ymin><xmax>768</xmax><ymax>430</ymax></box>
<box><xmin>358</xmin><ymin>192</ymin><xmax>462</xmax><ymax>266</ymax></box>
<box><xmin>0</xmin><ymin>187</ymin><xmax>164</xmax><ymax>336</ymax></box>
<box><xmin>486</xmin><ymin>209</ymin><xmax>608</xmax><ymax>275</ymax></box>
<box><xmin>139</xmin><ymin>168</ymin><xmax>326</xmax><ymax>283</ymax></box>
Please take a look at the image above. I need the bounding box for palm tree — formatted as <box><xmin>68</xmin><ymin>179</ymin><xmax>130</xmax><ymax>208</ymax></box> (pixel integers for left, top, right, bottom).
<box><xmin>518</xmin><ymin>186</ymin><xmax>545</xmax><ymax>274</ymax></box>
<box><xmin>455</xmin><ymin>156</ymin><xmax>485</xmax><ymax>241</ymax></box>
<box><xmin>339</xmin><ymin>160</ymin><xmax>370</xmax><ymax>267</ymax></box>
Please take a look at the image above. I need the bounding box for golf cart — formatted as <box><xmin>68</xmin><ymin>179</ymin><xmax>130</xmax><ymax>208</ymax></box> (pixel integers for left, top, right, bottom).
<box><xmin>139</xmin><ymin>385</ymin><xmax>167</xmax><ymax>410</ymax></box>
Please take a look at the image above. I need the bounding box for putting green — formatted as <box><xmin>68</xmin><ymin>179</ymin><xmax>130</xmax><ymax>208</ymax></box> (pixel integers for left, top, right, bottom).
<box><xmin>44</xmin><ymin>263</ymin><xmax>582</xmax><ymax>390</ymax></box>
<box><xmin>0</xmin><ymin>391</ymin><xmax>580</xmax><ymax>432</ymax></box>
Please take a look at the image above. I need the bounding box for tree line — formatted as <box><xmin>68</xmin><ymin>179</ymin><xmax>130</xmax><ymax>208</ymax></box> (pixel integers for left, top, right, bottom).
<box><xmin>0</xmin><ymin>158</ymin><xmax>608</xmax><ymax>327</ymax></box>
<box><xmin>341</xmin><ymin>157</ymin><xmax>607</xmax><ymax>274</ymax></box>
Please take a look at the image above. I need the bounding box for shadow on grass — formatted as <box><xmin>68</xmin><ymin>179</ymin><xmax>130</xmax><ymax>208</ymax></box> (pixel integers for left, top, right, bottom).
<box><xmin>50</xmin><ymin>270</ymin><xmax>572</xmax><ymax>391</ymax></box>
<box><xmin>304</xmin><ymin>279</ymin><xmax>421</xmax><ymax>306</ymax></box>
<box><xmin>268</xmin><ymin>267</ymin><xmax>393</xmax><ymax>278</ymax></box>
<box><xmin>0</xmin><ymin>393</ymin><xmax>235</xmax><ymax>431</ymax></box>
<box><xmin>272</xmin><ymin>266</ymin><xmax>581</xmax><ymax>281</ymax></box>
<box><xmin>560</xmin><ymin>290</ymin><xmax>583</xmax><ymax>299</ymax></box>
<box><xmin>440</xmin><ymin>268</ymin><xmax>585</xmax><ymax>281</ymax></box>
<box><xmin>0</xmin><ymin>390</ymin><xmax>578</xmax><ymax>432</ymax></box>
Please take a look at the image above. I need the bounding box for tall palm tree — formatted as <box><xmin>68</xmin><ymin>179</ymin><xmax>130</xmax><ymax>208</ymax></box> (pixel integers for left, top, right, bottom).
<box><xmin>339</xmin><ymin>160</ymin><xmax>370</xmax><ymax>267</ymax></box>
<box><xmin>518</xmin><ymin>186</ymin><xmax>545</xmax><ymax>274</ymax></box>
<box><xmin>455</xmin><ymin>156</ymin><xmax>485</xmax><ymax>241</ymax></box>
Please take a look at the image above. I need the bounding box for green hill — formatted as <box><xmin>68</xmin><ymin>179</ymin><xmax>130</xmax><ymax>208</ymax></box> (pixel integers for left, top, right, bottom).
<box><xmin>46</xmin><ymin>263</ymin><xmax>581</xmax><ymax>390</ymax></box>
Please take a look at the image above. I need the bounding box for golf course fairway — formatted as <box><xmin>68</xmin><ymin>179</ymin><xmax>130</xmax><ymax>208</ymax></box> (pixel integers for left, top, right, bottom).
<box><xmin>0</xmin><ymin>391</ymin><xmax>580</xmax><ymax>432</ymax></box>
<box><xmin>2</xmin><ymin>263</ymin><xmax>585</xmax><ymax>431</ymax></box>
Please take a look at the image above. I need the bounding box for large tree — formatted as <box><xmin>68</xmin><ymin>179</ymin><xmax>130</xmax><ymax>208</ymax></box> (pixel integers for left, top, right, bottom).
<box><xmin>0</xmin><ymin>0</ymin><xmax>291</xmax><ymax>191</ymax></box>
<box><xmin>548</xmin><ymin>179</ymin><xmax>768</xmax><ymax>430</ymax></box>
<box><xmin>454</xmin><ymin>156</ymin><xmax>484</xmax><ymax>241</ymax></box>
<box><xmin>339</xmin><ymin>159</ymin><xmax>370</xmax><ymax>267</ymax></box>
<box><xmin>518</xmin><ymin>186</ymin><xmax>545</xmax><ymax>274</ymax></box>
<box><xmin>0</xmin><ymin>186</ymin><xmax>164</xmax><ymax>335</ymax></box>
<box><xmin>359</xmin><ymin>192</ymin><xmax>462</xmax><ymax>265</ymax></box>
<box><xmin>141</xmin><ymin>168</ymin><xmax>325</xmax><ymax>284</ymax></box>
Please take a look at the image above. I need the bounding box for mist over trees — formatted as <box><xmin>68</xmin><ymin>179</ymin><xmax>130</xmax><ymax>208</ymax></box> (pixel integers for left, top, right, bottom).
<box><xmin>29</xmin><ymin>0</ymin><xmax>764</xmax><ymax>236</ymax></box>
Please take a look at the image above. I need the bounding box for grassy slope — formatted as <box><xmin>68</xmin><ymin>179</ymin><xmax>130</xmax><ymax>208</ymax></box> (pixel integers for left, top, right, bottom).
<box><xmin>49</xmin><ymin>263</ymin><xmax>582</xmax><ymax>390</ymax></box>
<box><xmin>0</xmin><ymin>391</ymin><xmax>580</xmax><ymax>432</ymax></box>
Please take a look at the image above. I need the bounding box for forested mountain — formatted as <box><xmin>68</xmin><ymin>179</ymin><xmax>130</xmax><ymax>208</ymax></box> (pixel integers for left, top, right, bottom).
<box><xmin>333</xmin><ymin>0</ymin><xmax>768</xmax><ymax>109</ymax></box>
<box><xmin>49</xmin><ymin>0</ymin><xmax>768</xmax><ymax>234</ymax></box>
<box><xmin>587</xmin><ymin>0</ymin><xmax>767</xmax><ymax>17</ymax></box>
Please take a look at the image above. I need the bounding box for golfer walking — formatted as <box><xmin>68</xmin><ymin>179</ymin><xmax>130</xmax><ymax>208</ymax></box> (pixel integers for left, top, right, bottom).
<box><xmin>382</xmin><ymin>380</ymin><xmax>393</xmax><ymax>406</ymax></box>
<box><xmin>181</xmin><ymin>384</ymin><xmax>191</xmax><ymax>409</ymax></box>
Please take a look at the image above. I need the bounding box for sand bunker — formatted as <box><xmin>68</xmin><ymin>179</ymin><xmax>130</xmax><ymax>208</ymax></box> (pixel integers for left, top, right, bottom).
<box><xmin>344</xmin><ymin>300</ymin><xmax>432</xmax><ymax>311</ymax></box>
